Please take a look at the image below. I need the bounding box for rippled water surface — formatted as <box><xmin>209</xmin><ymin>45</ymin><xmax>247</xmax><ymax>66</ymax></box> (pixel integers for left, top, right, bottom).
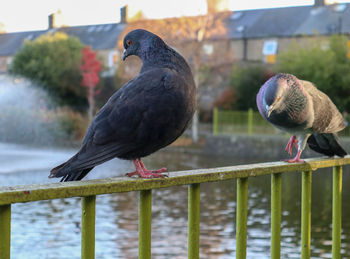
<box><xmin>1</xmin><ymin>142</ymin><xmax>350</xmax><ymax>259</ymax></box>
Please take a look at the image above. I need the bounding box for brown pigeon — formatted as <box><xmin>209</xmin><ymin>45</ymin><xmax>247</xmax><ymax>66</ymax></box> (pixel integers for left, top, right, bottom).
<box><xmin>257</xmin><ymin>73</ymin><xmax>347</xmax><ymax>162</ymax></box>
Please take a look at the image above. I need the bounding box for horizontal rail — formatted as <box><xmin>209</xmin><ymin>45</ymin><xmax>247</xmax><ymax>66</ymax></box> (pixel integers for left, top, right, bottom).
<box><xmin>1</xmin><ymin>156</ymin><xmax>350</xmax><ymax>205</ymax></box>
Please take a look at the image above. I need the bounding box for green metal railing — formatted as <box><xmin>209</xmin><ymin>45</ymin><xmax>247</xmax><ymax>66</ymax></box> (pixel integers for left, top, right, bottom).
<box><xmin>213</xmin><ymin>108</ymin><xmax>350</xmax><ymax>137</ymax></box>
<box><xmin>0</xmin><ymin>156</ymin><xmax>350</xmax><ymax>259</ymax></box>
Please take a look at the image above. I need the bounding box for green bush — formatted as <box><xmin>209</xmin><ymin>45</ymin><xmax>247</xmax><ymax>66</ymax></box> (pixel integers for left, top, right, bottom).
<box><xmin>230</xmin><ymin>64</ymin><xmax>274</xmax><ymax>111</ymax></box>
<box><xmin>53</xmin><ymin>107</ymin><xmax>89</xmax><ymax>141</ymax></box>
<box><xmin>10</xmin><ymin>32</ymin><xmax>87</xmax><ymax>110</ymax></box>
<box><xmin>277</xmin><ymin>35</ymin><xmax>350</xmax><ymax>112</ymax></box>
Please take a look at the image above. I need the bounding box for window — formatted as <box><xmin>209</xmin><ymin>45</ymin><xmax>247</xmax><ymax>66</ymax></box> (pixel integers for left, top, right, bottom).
<box><xmin>203</xmin><ymin>44</ymin><xmax>214</xmax><ymax>55</ymax></box>
<box><xmin>108</xmin><ymin>51</ymin><xmax>119</xmax><ymax>67</ymax></box>
<box><xmin>263</xmin><ymin>40</ymin><xmax>278</xmax><ymax>64</ymax></box>
<box><xmin>262</xmin><ymin>40</ymin><xmax>278</xmax><ymax>55</ymax></box>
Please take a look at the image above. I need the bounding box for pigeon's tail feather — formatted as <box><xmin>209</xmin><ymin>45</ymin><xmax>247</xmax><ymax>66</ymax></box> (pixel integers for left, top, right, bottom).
<box><xmin>49</xmin><ymin>154</ymin><xmax>77</xmax><ymax>179</ymax></box>
<box><xmin>49</xmin><ymin>161</ymin><xmax>94</xmax><ymax>182</ymax></box>
<box><xmin>307</xmin><ymin>133</ymin><xmax>347</xmax><ymax>157</ymax></box>
<box><xmin>49</xmin><ymin>143</ymin><xmax>128</xmax><ymax>182</ymax></box>
<box><xmin>49</xmin><ymin>162</ymin><xmax>68</xmax><ymax>178</ymax></box>
<box><xmin>60</xmin><ymin>168</ymin><xmax>94</xmax><ymax>182</ymax></box>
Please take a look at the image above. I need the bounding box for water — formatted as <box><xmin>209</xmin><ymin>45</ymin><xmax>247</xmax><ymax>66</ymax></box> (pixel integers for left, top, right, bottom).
<box><xmin>1</xmin><ymin>142</ymin><xmax>350</xmax><ymax>259</ymax></box>
<box><xmin>0</xmin><ymin>75</ymin><xmax>71</xmax><ymax>145</ymax></box>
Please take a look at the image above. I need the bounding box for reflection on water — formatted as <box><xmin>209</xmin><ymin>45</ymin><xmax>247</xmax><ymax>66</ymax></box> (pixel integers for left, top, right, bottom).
<box><xmin>1</xmin><ymin>142</ymin><xmax>350</xmax><ymax>259</ymax></box>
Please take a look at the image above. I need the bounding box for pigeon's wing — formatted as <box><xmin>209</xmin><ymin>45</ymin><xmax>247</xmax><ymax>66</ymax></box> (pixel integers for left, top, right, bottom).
<box><xmin>302</xmin><ymin>80</ymin><xmax>346</xmax><ymax>133</ymax></box>
<box><xmin>307</xmin><ymin>133</ymin><xmax>347</xmax><ymax>157</ymax></box>
<box><xmin>90</xmin><ymin>68</ymin><xmax>192</xmax><ymax>147</ymax></box>
<box><xmin>50</xmin><ymin>68</ymin><xmax>192</xmax><ymax>180</ymax></box>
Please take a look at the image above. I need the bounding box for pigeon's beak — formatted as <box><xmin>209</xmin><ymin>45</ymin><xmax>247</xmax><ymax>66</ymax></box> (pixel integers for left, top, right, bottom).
<box><xmin>122</xmin><ymin>49</ymin><xmax>127</xmax><ymax>61</ymax></box>
<box><xmin>267</xmin><ymin>104</ymin><xmax>275</xmax><ymax>118</ymax></box>
<box><xmin>267</xmin><ymin>96</ymin><xmax>280</xmax><ymax>117</ymax></box>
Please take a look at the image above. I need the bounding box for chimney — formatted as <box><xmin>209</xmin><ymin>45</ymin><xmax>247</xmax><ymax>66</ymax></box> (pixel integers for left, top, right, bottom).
<box><xmin>206</xmin><ymin>0</ymin><xmax>229</xmax><ymax>14</ymax></box>
<box><xmin>48</xmin><ymin>13</ymin><xmax>55</xmax><ymax>29</ymax></box>
<box><xmin>120</xmin><ymin>5</ymin><xmax>128</xmax><ymax>24</ymax></box>
<box><xmin>314</xmin><ymin>0</ymin><xmax>325</xmax><ymax>7</ymax></box>
<box><xmin>48</xmin><ymin>10</ymin><xmax>65</xmax><ymax>29</ymax></box>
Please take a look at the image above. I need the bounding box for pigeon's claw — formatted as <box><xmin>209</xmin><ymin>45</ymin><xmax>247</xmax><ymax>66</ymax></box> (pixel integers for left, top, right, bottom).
<box><xmin>126</xmin><ymin>168</ymin><xmax>167</xmax><ymax>178</ymax></box>
<box><xmin>284</xmin><ymin>158</ymin><xmax>305</xmax><ymax>163</ymax></box>
<box><xmin>126</xmin><ymin>159</ymin><xmax>168</xmax><ymax>178</ymax></box>
<box><xmin>126</xmin><ymin>170</ymin><xmax>167</xmax><ymax>178</ymax></box>
<box><xmin>285</xmin><ymin>135</ymin><xmax>298</xmax><ymax>156</ymax></box>
<box><xmin>284</xmin><ymin>150</ymin><xmax>304</xmax><ymax>163</ymax></box>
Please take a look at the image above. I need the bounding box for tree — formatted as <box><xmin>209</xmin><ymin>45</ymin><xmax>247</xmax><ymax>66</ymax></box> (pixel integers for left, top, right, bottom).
<box><xmin>10</xmin><ymin>32</ymin><xmax>86</xmax><ymax>109</ymax></box>
<box><xmin>277</xmin><ymin>35</ymin><xmax>350</xmax><ymax>112</ymax></box>
<box><xmin>213</xmin><ymin>88</ymin><xmax>236</xmax><ymax>110</ymax></box>
<box><xmin>80</xmin><ymin>46</ymin><xmax>102</xmax><ymax>121</ymax></box>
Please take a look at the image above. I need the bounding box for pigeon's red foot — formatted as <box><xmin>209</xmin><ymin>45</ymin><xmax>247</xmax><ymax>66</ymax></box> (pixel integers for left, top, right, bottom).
<box><xmin>285</xmin><ymin>135</ymin><xmax>298</xmax><ymax>156</ymax></box>
<box><xmin>126</xmin><ymin>159</ymin><xmax>168</xmax><ymax>178</ymax></box>
<box><xmin>284</xmin><ymin>157</ymin><xmax>305</xmax><ymax>163</ymax></box>
<box><xmin>284</xmin><ymin>150</ymin><xmax>304</xmax><ymax>163</ymax></box>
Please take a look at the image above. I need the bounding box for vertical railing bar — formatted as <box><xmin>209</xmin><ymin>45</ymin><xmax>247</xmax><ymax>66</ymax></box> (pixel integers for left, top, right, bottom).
<box><xmin>81</xmin><ymin>195</ymin><xmax>96</xmax><ymax>259</ymax></box>
<box><xmin>301</xmin><ymin>171</ymin><xmax>312</xmax><ymax>259</ymax></box>
<box><xmin>271</xmin><ymin>173</ymin><xmax>282</xmax><ymax>259</ymax></box>
<box><xmin>247</xmin><ymin>108</ymin><xmax>253</xmax><ymax>135</ymax></box>
<box><xmin>188</xmin><ymin>183</ymin><xmax>200</xmax><ymax>259</ymax></box>
<box><xmin>236</xmin><ymin>177</ymin><xmax>248</xmax><ymax>259</ymax></box>
<box><xmin>332</xmin><ymin>165</ymin><xmax>342</xmax><ymax>259</ymax></box>
<box><xmin>0</xmin><ymin>204</ymin><xmax>11</xmax><ymax>259</ymax></box>
<box><xmin>139</xmin><ymin>189</ymin><xmax>152</xmax><ymax>259</ymax></box>
<box><xmin>213</xmin><ymin>107</ymin><xmax>218</xmax><ymax>136</ymax></box>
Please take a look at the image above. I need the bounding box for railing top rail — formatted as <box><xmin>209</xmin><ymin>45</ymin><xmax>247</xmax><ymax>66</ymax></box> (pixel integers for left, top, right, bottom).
<box><xmin>1</xmin><ymin>156</ymin><xmax>350</xmax><ymax>205</ymax></box>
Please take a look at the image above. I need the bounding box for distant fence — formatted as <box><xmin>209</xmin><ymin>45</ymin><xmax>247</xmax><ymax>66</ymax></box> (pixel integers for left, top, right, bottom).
<box><xmin>213</xmin><ymin>108</ymin><xmax>350</xmax><ymax>137</ymax></box>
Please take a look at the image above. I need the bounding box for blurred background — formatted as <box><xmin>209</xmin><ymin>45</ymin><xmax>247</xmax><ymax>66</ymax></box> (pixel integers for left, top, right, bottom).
<box><xmin>1</xmin><ymin>0</ymin><xmax>350</xmax><ymax>258</ymax></box>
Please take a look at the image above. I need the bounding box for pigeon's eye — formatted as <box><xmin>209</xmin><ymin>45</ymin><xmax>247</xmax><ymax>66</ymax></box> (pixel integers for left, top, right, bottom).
<box><xmin>276</xmin><ymin>96</ymin><xmax>280</xmax><ymax>102</ymax></box>
<box><xmin>126</xmin><ymin>39</ymin><xmax>133</xmax><ymax>47</ymax></box>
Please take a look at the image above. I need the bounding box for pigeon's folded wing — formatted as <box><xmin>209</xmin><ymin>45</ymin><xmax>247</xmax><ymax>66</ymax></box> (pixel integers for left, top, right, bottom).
<box><xmin>302</xmin><ymin>81</ymin><xmax>346</xmax><ymax>133</ymax></box>
<box><xmin>58</xmin><ymin>68</ymin><xmax>192</xmax><ymax>174</ymax></box>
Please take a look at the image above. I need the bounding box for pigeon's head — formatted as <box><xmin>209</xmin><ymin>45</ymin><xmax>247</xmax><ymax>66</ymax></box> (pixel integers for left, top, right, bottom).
<box><xmin>264</xmin><ymin>73</ymin><xmax>300</xmax><ymax>117</ymax></box>
<box><xmin>122</xmin><ymin>29</ymin><xmax>166</xmax><ymax>61</ymax></box>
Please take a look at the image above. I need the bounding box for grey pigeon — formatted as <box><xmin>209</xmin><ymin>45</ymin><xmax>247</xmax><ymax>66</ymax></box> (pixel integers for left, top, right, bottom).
<box><xmin>257</xmin><ymin>73</ymin><xmax>347</xmax><ymax>162</ymax></box>
<box><xmin>50</xmin><ymin>29</ymin><xmax>196</xmax><ymax>181</ymax></box>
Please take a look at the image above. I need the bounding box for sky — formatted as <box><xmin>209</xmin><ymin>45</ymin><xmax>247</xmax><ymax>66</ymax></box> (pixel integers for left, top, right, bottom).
<box><xmin>0</xmin><ymin>0</ymin><xmax>349</xmax><ymax>33</ymax></box>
